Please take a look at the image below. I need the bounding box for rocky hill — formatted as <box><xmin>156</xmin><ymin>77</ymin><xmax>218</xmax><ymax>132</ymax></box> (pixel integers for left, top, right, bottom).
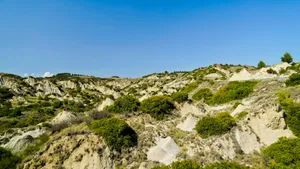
<box><xmin>1</xmin><ymin>62</ymin><xmax>300</xmax><ymax>169</ymax></box>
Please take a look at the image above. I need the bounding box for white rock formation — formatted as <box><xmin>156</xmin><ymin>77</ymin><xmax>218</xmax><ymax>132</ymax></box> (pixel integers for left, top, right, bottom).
<box><xmin>231</xmin><ymin>104</ymin><xmax>248</xmax><ymax>117</ymax></box>
<box><xmin>97</xmin><ymin>98</ymin><xmax>114</xmax><ymax>111</ymax></box>
<box><xmin>3</xmin><ymin>128</ymin><xmax>45</xmax><ymax>152</ymax></box>
<box><xmin>176</xmin><ymin>115</ymin><xmax>198</xmax><ymax>132</ymax></box>
<box><xmin>51</xmin><ymin>111</ymin><xmax>79</xmax><ymax>125</ymax></box>
<box><xmin>147</xmin><ymin>137</ymin><xmax>180</xmax><ymax>165</ymax></box>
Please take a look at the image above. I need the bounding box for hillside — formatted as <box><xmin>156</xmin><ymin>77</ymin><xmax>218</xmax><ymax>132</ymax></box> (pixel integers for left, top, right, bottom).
<box><xmin>1</xmin><ymin>61</ymin><xmax>300</xmax><ymax>169</ymax></box>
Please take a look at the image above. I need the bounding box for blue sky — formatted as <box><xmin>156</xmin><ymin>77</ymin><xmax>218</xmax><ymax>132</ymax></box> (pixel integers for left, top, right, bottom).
<box><xmin>0</xmin><ymin>0</ymin><xmax>299</xmax><ymax>78</ymax></box>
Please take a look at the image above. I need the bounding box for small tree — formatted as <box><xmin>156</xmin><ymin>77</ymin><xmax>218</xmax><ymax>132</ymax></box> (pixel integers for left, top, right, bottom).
<box><xmin>281</xmin><ymin>52</ymin><xmax>293</xmax><ymax>64</ymax></box>
<box><xmin>257</xmin><ymin>61</ymin><xmax>266</xmax><ymax>69</ymax></box>
<box><xmin>90</xmin><ymin>118</ymin><xmax>138</xmax><ymax>151</ymax></box>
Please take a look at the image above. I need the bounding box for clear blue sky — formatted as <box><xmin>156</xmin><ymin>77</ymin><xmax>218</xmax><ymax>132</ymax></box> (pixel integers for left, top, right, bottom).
<box><xmin>1</xmin><ymin>0</ymin><xmax>299</xmax><ymax>77</ymax></box>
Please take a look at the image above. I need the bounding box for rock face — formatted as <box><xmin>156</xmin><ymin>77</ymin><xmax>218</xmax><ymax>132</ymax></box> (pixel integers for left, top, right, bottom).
<box><xmin>176</xmin><ymin>115</ymin><xmax>198</xmax><ymax>132</ymax></box>
<box><xmin>1</xmin><ymin>128</ymin><xmax>45</xmax><ymax>152</ymax></box>
<box><xmin>97</xmin><ymin>98</ymin><xmax>114</xmax><ymax>111</ymax></box>
<box><xmin>22</xmin><ymin>133</ymin><xmax>115</xmax><ymax>169</ymax></box>
<box><xmin>147</xmin><ymin>137</ymin><xmax>181</xmax><ymax>165</ymax></box>
<box><xmin>50</xmin><ymin>111</ymin><xmax>79</xmax><ymax>125</ymax></box>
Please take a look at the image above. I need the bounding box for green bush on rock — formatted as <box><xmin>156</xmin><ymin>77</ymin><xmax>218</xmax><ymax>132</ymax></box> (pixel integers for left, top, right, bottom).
<box><xmin>0</xmin><ymin>147</ymin><xmax>21</xmax><ymax>169</ymax></box>
<box><xmin>89</xmin><ymin>117</ymin><xmax>137</xmax><ymax>151</ymax></box>
<box><xmin>192</xmin><ymin>88</ymin><xmax>213</xmax><ymax>101</ymax></box>
<box><xmin>264</xmin><ymin>137</ymin><xmax>300</xmax><ymax>168</ymax></box>
<box><xmin>286</xmin><ymin>73</ymin><xmax>300</xmax><ymax>87</ymax></box>
<box><xmin>106</xmin><ymin>95</ymin><xmax>140</xmax><ymax>113</ymax></box>
<box><xmin>207</xmin><ymin>81</ymin><xmax>257</xmax><ymax>105</ymax></box>
<box><xmin>151</xmin><ymin>160</ymin><xmax>249</xmax><ymax>169</ymax></box>
<box><xmin>140</xmin><ymin>96</ymin><xmax>175</xmax><ymax>120</ymax></box>
<box><xmin>204</xmin><ymin>162</ymin><xmax>249</xmax><ymax>169</ymax></box>
<box><xmin>171</xmin><ymin>91</ymin><xmax>189</xmax><ymax>103</ymax></box>
<box><xmin>195</xmin><ymin>112</ymin><xmax>236</xmax><ymax>138</ymax></box>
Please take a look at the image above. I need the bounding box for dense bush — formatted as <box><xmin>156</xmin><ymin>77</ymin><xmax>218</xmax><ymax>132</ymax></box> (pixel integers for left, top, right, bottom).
<box><xmin>89</xmin><ymin>117</ymin><xmax>137</xmax><ymax>151</ymax></box>
<box><xmin>152</xmin><ymin>160</ymin><xmax>201</xmax><ymax>169</ymax></box>
<box><xmin>106</xmin><ymin>95</ymin><xmax>140</xmax><ymax>113</ymax></box>
<box><xmin>281</xmin><ymin>52</ymin><xmax>293</xmax><ymax>64</ymax></box>
<box><xmin>267</xmin><ymin>68</ymin><xmax>278</xmax><ymax>75</ymax></box>
<box><xmin>207</xmin><ymin>81</ymin><xmax>257</xmax><ymax>105</ymax></box>
<box><xmin>257</xmin><ymin>61</ymin><xmax>266</xmax><ymax>69</ymax></box>
<box><xmin>232</xmin><ymin>102</ymin><xmax>242</xmax><ymax>109</ymax></box>
<box><xmin>195</xmin><ymin>112</ymin><xmax>236</xmax><ymax>138</ymax></box>
<box><xmin>22</xmin><ymin>134</ymin><xmax>50</xmax><ymax>157</ymax></box>
<box><xmin>0</xmin><ymin>147</ymin><xmax>21</xmax><ymax>169</ymax></box>
<box><xmin>285</xmin><ymin>73</ymin><xmax>300</xmax><ymax>87</ymax></box>
<box><xmin>171</xmin><ymin>91</ymin><xmax>189</xmax><ymax>103</ymax></box>
<box><xmin>276</xmin><ymin>90</ymin><xmax>300</xmax><ymax>136</ymax></box>
<box><xmin>89</xmin><ymin>110</ymin><xmax>112</xmax><ymax>120</ymax></box>
<box><xmin>264</xmin><ymin>137</ymin><xmax>300</xmax><ymax>168</ymax></box>
<box><xmin>151</xmin><ymin>160</ymin><xmax>248</xmax><ymax>169</ymax></box>
<box><xmin>140</xmin><ymin>96</ymin><xmax>175</xmax><ymax>120</ymax></box>
<box><xmin>182</xmin><ymin>82</ymin><xmax>198</xmax><ymax>93</ymax></box>
<box><xmin>0</xmin><ymin>87</ymin><xmax>14</xmax><ymax>103</ymax></box>
<box><xmin>192</xmin><ymin>88</ymin><xmax>213</xmax><ymax>101</ymax></box>
<box><xmin>236</xmin><ymin>111</ymin><xmax>248</xmax><ymax>121</ymax></box>
<box><xmin>204</xmin><ymin>162</ymin><xmax>249</xmax><ymax>169</ymax></box>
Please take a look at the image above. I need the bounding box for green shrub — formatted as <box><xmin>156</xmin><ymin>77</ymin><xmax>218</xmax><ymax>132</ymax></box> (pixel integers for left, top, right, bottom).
<box><xmin>279</xmin><ymin>68</ymin><xmax>287</xmax><ymax>75</ymax></box>
<box><xmin>0</xmin><ymin>87</ymin><xmax>14</xmax><ymax>103</ymax></box>
<box><xmin>151</xmin><ymin>160</ymin><xmax>249</xmax><ymax>169</ymax></box>
<box><xmin>89</xmin><ymin>117</ymin><xmax>137</xmax><ymax>151</ymax></box>
<box><xmin>281</xmin><ymin>52</ymin><xmax>293</xmax><ymax>64</ymax></box>
<box><xmin>276</xmin><ymin>90</ymin><xmax>300</xmax><ymax>136</ymax></box>
<box><xmin>192</xmin><ymin>88</ymin><xmax>213</xmax><ymax>101</ymax></box>
<box><xmin>267</xmin><ymin>68</ymin><xmax>278</xmax><ymax>75</ymax></box>
<box><xmin>257</xmin><ymin>61</ymin><xmax>266</xmax><ymax>69</ymax></box>
<box><xmin>264</xmin><ymin>137</ymin><xmax>300</xmax><ymax>168</ymax></box>
<box><xmin>236</xmin><ymin>111</ymin><xmax>248</xmax><ymax>121</ymax></box>
<box><xmin>106</xmin><ymin>95</ymin><xmax>140</xmax><ymax>113</ymax></box>
<box><xmin>235</xmin><ymin>68</ymin><xmax>243</xmax><ymax>73</ymax></box>
<box><xmin>0</xmin><ymin>147</ymin><xmax>21</xmax><ymax>169</ymax></box>
<box><xmin>152</xmin><ymin>160</ymin><xmax>201</xmax><ymax>169</ymax></box>
<box><xmin>195</xmin><ymin>112</ymin><xmax>236</xmax><ymax>138</ymax></box>
<box><xmin>182</xmin><ymin>82</ymin><xmax>198</xmax><ymax>93</ymax></box>
<box><xmin>286</xmin><ymin>73</ymin><xmax>300</xmax><ymax>87</ymax></box>
<box><xmin>140</xmin><ymin>96</ymin><xmax>175</xmax><ymax>120</ymax></box>
<box><xmin>204</xmin><ymin>162</ymin><xmax>249</xmax><ymax>169</ymax></box>
<box><xmin>22</xmin><ymin>134</ymin><xmax>50</xmax><ymax>157</ymax></box>
<box><xmin>207</xmin><ymin>81</ymin><xmax>257</xmax><ymax>105</ymax></box>
<box><xmin>232</xmin><ymin>102</ymin><xmax>242</xmax><ymax>109</ymax></box>
<box><xmin>171</xmin><ymin>92</ymin><xmax>189</xmax><ymax>103</ymax></box>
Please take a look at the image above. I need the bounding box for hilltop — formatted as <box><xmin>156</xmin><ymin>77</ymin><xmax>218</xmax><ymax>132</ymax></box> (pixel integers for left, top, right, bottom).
<box><xmin>1</xmin><ymin>59</ymin><xmax>300</xmax><ymax>169</ymax></box>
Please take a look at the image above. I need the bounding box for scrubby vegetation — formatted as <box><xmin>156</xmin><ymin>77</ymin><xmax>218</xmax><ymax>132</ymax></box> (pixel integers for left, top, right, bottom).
<box><xmin>89</xmin><ymin>117</ymin><xmax>138</xmax><ymax>151</ymax></box>
<box><xmin>285</xmin><ymin>73</ymin><xmax>300</xmax><ymax>87</ymax></box>
<box><xmin>0</xmin><ymin>147</ymin><xmax>21</xmax><ymax>169</ymax></box>
<box><xmin>171</xmin><ymin>91</ymin><xmax>189</xmax><ymax>103</ymax></box>
<box><xmin>140</xmin><ymin>96</ymin><xmax>175</xmax><ymax>120</ymax></box>
<box><xmin>195</xmin><ymin>112</ymin><xmax>236</xmax><ymax>138</ymax></box>
<box><xmin>257</xmin><ymin>61</ymin><xmax>266</xmax><ymax>69</ymax></box>
<box><xmin>206</xmin><ymin>81</ymin><xmax>257</xmax><ymax>105</ymax></box>
<box><xmin>204</xmin><ymin>162</ymin><xmax>249</xmax><ymax>169</ymax></box>
<box><xmin>281</xmin><ymin>52</ymin><xmax>293</xmax><ymax>64</ymax></box>
<box><xmin>152</xmin><ymin>160</ymin><xmax>249</xmax><ymax>169</ymax></box>
<box><xmin>236</xmin><ymin>111</ymin><xmax>248</xmax><ymax>121</ymax></box>
<box><xmin>181</xmin><ymin>82</ymin><xmax>198</xmax><ymax>93</ymax></box>
<box><xmin>276</xmin><ymin>90</ymin><xmax>300</xmax><ymax>136</ymax></box>
<box><xmin>192</xmin><ymin>88</ymin><xmax>213</xmax><ymax>101</ymax></box>
<box><xmin>105</xmin><ymin>95</ymin><xmax>140</xmax><ymax>113</ymax></box>
<box><xmin>264</xmin><ymin>137</ymin><xmax>300</xmax><ymax>168</ymax></box>
<box><xmin>232</xmin><ymin>102</ymin><xmax>242</xmax><ymax>109</ymax></box>
<box><xmin>152</xmin><ymin>160</ymin><xmax>201</xmax><ymax>169</ymax></box>
<box><xmin>267</xmin><ymin>68</ymin><xmax>277</xmax><ymax>75</ymax></box>
<box><xmin>22</xmin><ymin>134</ymin><xmax>50</xmax><ymax>157</ymax></box>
